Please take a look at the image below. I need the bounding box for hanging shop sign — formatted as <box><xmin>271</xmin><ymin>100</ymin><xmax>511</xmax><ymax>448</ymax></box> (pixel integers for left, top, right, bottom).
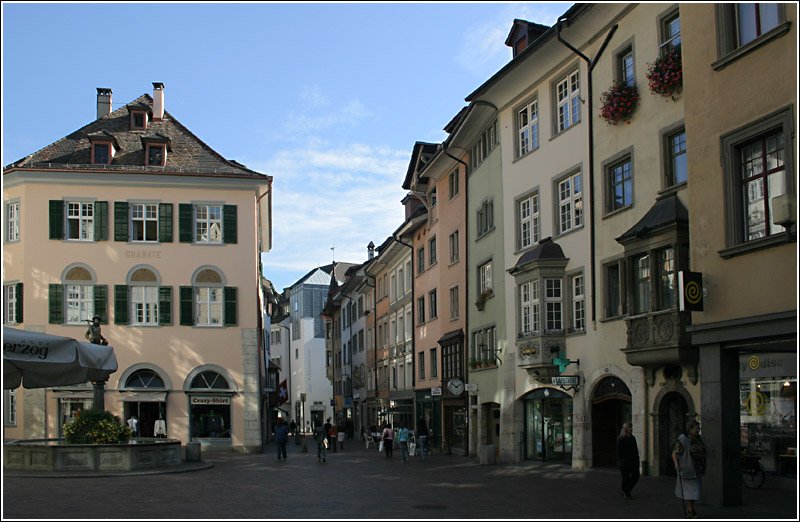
<box><xmin>679</xmin><ymin>271</ymin><xmax>704</xmax><ymax>311</ymax></box>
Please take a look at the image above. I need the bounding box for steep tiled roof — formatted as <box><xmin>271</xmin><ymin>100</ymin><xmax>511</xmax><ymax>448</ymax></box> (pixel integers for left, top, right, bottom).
<box><xmin>4</xmin><ymin>94</ymin><xmax>266</xmax><ymax>179</ymax></box>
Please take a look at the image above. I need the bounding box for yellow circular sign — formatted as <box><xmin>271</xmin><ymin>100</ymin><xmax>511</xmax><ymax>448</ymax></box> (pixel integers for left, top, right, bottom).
<box><xmin>748</xmin><ymin>356</ymin><xmax>760</xmax><ymax>371</ymax></box>
<box><xmin>685</xmin><ymin>280</ymin><xmax>702</xmax><ymax>304</ymax></box>
<box><xmin>743</xmin><ymin>390</ymin><xmax>767</xmax><ymax>415</ymax></box>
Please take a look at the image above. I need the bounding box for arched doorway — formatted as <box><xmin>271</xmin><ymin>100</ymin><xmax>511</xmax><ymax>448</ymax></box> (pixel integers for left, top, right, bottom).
<box><xmin>658</xmin><ymin>392</ymin><xmax>688</xmax><ymax>476</ymax></box>
<box><xmin>592</xmin><ymin>376</ymin><xmax>632</xmax><ymax>468</ymax></box>
<box><xmin>122</xmin><ymin>368</ymin><xmax>167</xmax><ymax>438</ymax></box>
<box><xmin>523</xmin><ymin>388</ymin><xmax>574</xmax><ymax>463</ymax></box>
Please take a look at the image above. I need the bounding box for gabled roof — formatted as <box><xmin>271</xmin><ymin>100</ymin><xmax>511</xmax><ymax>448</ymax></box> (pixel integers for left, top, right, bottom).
<box><xmin>4</xmin><ymin>93</ymin><xmax>267</xmax><ymax>180</ymax></box>
<box><xmin>291</xmin><ymin>261</ymin><xmax>359</xmax><ymax>289</ymax></box>
<box><xmin>402</xmin><ymin>141</ymin><xmax>439</xmax><ymax>190</ymax></box>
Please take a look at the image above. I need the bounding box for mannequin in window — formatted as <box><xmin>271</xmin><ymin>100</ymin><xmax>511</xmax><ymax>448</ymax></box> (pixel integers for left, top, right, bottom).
<box><xmin>154</xmin><ymin>413</ymin><xmax>167</xmax><ymax>438</ymax></box>
<box><xmin>201</xmin><ymin>409</ymin><xmax>224</xmax><ymax>437</ymax></box>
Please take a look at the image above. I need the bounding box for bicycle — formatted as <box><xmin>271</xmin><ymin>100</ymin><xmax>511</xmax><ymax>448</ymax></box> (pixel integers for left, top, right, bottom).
<box><xmin>741</xmin><ymin>451</ymin><xmax>766</xmax><ymax>489</ymax></box>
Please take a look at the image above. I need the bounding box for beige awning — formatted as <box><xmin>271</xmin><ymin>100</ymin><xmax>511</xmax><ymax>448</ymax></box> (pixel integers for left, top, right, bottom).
<box><xmin>119</xmin><ymin>391</ymin><xmax>167</xmax><ymax>402</ymax></box>
<box><xmin>51</xmin><ymin>391</ymin><xmax>94</xmax><ymax>399</ymax></box>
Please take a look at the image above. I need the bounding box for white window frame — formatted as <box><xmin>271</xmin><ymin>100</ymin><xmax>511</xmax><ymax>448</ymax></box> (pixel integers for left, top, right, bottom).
<box><xmin>479</xmin><ymin>261</ymin><xmax>493</xmax><ymax>294</ymax></box>
<box><xmin>544</xmin><ymin>278</ymin><xmax>563</xmax><ymax>333</ymax></box>
<box><xmin>194</xmin><ymin>204</ymin><xmax>223</xmax><ymax>244</ymax></box>
<box><xmin>519</xmin><ymin>280</ymin><xmax>540</xmax><ymax>336</ymax></box>
<box><xmin>4</xmin><ymin>390</ymin><xmax>17</xmax><ymax>426</ymax></box>
<box><xmin>449</xmin><ymin>169</ymin><xmax>459</xmax><ymax>199</ymax></box>
<box><xmin>131</xmin><ymin>203</ymin><xmax>159</xmax><ymax>243</ymax></box>
<box><xmin>66</xmin><ymin>201</ymin><xmax>94</xmax><ymax>241</ymax></box>
<box><xmin>7</xmin><ymin>201</ymin><xmax>20</xmax><ymax>242</ymax></box>
<box><xmin>556</xmin><ymin>69</ymin><xmax>581</xmax><ymax>133</ymax></box>
<box><xmin>195</xmin><ymin>286</ymin><xmax>223</xmax><ymax>326</ymax></box>
<box><xmin>4</xmin><ymin>284</ymin><xmax>19</xmax><ymax>324</ymax></box>
<box><xmin>517</xmin><ymin>98</ymin><xmax>539</xmax><ymax>157</ymax></box>
<box><xmin>131</xmin><ymin>285</ymin><xmax>159</xmax><ymax>326</ymax></box>
<box><xmin>557</xmin><ymin>172</ymin><xmax>583</xmax><ymax>234</ymax></box>
<box><xmin>518</xmin><ymin>192</ymin><xmax>540</xmax><ymax>249</ymax></box>
<box><xmin>571</xmin><ymin>273</ymin><xmax>585</xmax><ymax>332</ymax></box>
<box><xmin>449</xmin><ymin>285</ymin><xmax>460</xmax><ymax>320</ymax></box>
<box><xmin>65</xmin><ymin>283</ymin><xmax>94</xmax><ymax>325</ymax></box>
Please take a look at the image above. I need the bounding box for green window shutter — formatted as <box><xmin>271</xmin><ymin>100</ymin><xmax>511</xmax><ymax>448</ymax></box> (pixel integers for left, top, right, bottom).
<box><xmin>159</xmin><ymin>286</ymin><xmax>172</xmax><ymax>325</ymax></box>
<box><xmin>159</xmin><ymin>203</ymin><xmax>173</xmax><ymax>243</ymax></box>
<box><xmin>180</xmin><ymin>286</ymin><xmax>194</xmax><ymax>325</ymax></box>
<box><xmin>49</xmin><ymin>200</ymin><xmax>64</xmax><ymax>240</ymax></box>
<box><xmin>114</xmin><ymin>285</ymin><xmax>129</xmax><ymax>325</ymax></box>
<box><xmin>224</xmin><ymin>286</ymin><xmax>237</xmax><ymax>326</ymax></box>
<box><xmin>179</xmin><ymin>204</ymin><xmax>194</xmax><ymax>243</ymax></box>
<box><xmin>15</xmin><ymin>282</ymin><xmax>23</xmax><ymax>323</ymax></box>
<box><xmin>94</xmin><ymin>201</ymin><xmax>108</xmax><ymax>241</ymax></box>
<box><xmin>223</xmin><ymin>205</ymin><xmax>238</xmax><ymax>244</ymax></box>
<box><xmin>114</xmin><ymin>202</ymin><xmax>129</xmax><ymax>242</ymax></box>
<box><xmin>48</xmin><ymin>284</ymin><xmax>63</xmax><ymax>324</ymax></box>
<box><xmin>94</xmin><ymin>285</ymin><xmax>108</xmax><ymax>324</ymax></box>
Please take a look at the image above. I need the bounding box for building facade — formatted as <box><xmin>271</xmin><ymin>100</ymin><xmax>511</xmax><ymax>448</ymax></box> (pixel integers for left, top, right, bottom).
<box><xmin>3</xmin><ymin>83</ymin><xmax>272</xmax><ymax>452</ymax></box>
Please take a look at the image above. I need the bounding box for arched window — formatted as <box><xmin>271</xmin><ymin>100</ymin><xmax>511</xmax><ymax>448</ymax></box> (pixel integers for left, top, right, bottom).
<box><xmin>181</xmin><ymin>267</ymin><xmax>236</xmax><ymax>327</ymax></box>
<box><xmin>128</xmin><ymin>266</ymin><xmax>161</xmax><ymax>326</ymax></box>
<box><xmin>125</xmin><ymin>369</ymin><xmax>165</xmax><ymax>389</ymax></box>
<box><xmin>190</xmin><ymin>370</ymin><xmax>230</xmax><ymax>390</ymax></box>
<box><xmin>62</xmin><ymin>264</ymin><xmax>98</xmax><ymax>325</ymax></box>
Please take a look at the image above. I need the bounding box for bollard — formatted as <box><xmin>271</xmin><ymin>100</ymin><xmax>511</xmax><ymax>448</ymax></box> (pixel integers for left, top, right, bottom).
<box><xmin>185</xmin><ymin>441</ymin><xmax>201</xmax><ymax>462</ymax></box>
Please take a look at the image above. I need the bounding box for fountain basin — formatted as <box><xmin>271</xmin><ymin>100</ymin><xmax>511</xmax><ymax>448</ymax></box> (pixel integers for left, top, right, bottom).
<box><xmin>4</xmin><ymin>438</ymin><xmax>182</xmax><ymax>472</ymax></box>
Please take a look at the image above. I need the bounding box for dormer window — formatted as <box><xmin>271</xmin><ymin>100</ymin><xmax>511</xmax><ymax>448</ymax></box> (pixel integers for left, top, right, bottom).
<box><xmin>147</xmin><ymin>144</ymin><xmax>166</xmax><ymax>166</ymax></box>
<box><xmin>141</xmin><ymin>133</ymin><xmax>171</xmax><ymax>167</ymax></box>
<box><xmin>132</xmin><ymin>111</ymin><xmax>147</xmax><ymax>129</ymax></box>
<box><xmin>87</xmin><ymin>131</ymin><xmax>119</xmax><ymax>165</ymax></box>
<box><xmin>92</xmin><ymin>142</ymin><xmax>111</xmax><ymax>165</ymax></box>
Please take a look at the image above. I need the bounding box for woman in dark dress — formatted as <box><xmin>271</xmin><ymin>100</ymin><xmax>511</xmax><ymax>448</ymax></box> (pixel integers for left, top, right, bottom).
<box><xmin>617</xmin><ymin>422</ymin><xmax>640</xmax><ymax>499</ymax></box>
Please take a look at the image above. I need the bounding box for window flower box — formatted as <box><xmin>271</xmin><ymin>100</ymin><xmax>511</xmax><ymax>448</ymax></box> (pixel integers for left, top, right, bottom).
<box><xmin>646</xmin><ymin>45</ymin><xmax>683</xmax><ymax>101</ymax></box>
<box><xmin>599</xmin><ymin>81</ymin><xmax>640</xmax><ymax>125</ymax></box>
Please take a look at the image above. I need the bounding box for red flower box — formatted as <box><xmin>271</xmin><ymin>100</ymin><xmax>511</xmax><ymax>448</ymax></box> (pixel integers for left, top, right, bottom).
<box><xmin>599</xmin><ymin>81</ymin><xmax>640</xmax><ymax>125</ymax></box>
<box><xmin>646</xmin><ymin>45</ymin><xmax>683</xmax><ymax>100</ymax></box>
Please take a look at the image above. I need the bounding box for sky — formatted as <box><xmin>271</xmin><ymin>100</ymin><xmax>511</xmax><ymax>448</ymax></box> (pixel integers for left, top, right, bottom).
<box><xmin>1</xmin><ymin>1</ymin><xmax>570</xmax><ymax>292</ymax></box>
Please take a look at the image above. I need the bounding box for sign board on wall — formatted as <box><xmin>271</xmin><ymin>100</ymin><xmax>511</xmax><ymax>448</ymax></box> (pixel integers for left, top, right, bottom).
<box><xmin>190</xmin><ymin>396</ymin><xmax>231</xmax><ymax>406</ymax></box>
<box><xmin>431</xmin><ymin>387</ymin><xmax>442</xmax><ymax>396</ymax></box>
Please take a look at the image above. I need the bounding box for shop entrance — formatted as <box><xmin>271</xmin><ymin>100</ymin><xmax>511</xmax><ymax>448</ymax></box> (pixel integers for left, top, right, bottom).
<box><xmin>524</xmin><ymin>388</ymin><xmax>573</xmax><ymax>463</ymax></box>
<box><xmin>124</xmin><ymin>401</ymin><xmax>164</xmax><ymax>438</ymax></box>
<box><xmin>591</xmin><ymin>376</ymin><xmax>631</xmax><ymax>468</ymax></box>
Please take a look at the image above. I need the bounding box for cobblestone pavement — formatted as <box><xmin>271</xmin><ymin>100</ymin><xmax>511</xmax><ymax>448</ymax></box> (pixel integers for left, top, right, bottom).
<box><xmin>3</xmin><ymin>439</ymin><xmax>797</xmax><ymax>520</ymax></box>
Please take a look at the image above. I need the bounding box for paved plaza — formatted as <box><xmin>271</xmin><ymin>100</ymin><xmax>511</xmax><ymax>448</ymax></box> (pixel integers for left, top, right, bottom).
<box><xmin>3</xmin><ymin>440</ymin><xmax>797</xmax><ymax>520</ymax></box>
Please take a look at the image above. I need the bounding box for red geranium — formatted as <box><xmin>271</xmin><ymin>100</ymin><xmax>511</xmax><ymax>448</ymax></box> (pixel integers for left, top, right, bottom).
<box><xmin>599</xmin><ymin>81</ymin><xmax>640</xmax><ymax>125</ymax></box>
<box><xmin>646</xmin><ymin>45</ymin><xmax>683</xmax><ymax>100</ymax></box>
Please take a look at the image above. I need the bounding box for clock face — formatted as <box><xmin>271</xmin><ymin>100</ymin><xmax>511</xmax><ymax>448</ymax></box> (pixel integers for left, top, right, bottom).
<box><xmin>447</xmin><ymin>378</ymin><xmax>464</xmax><ymax>396</ymax></box>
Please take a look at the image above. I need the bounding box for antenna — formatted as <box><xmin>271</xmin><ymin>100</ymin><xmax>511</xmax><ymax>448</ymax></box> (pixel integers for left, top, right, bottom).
<box><xmin>331</xmin><ymin>245</ymin><xmax>335</xmax><ymax>264</ymax></box>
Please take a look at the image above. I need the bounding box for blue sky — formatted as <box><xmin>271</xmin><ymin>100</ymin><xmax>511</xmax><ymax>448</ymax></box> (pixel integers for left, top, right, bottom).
<box><xmin>2</xmin><ymin>2</ymin><xmax>570</xmax><ymax>291</ymax></box>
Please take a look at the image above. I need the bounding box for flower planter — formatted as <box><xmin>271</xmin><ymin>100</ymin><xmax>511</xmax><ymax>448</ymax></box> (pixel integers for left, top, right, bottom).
<box><xmin>599</xmin><ymin>82</ymin><xmax>640</xmax><ymax>125</ymax></box>
<box><xmin>646</xmin><ymin>45</ymin><xmax>683</xmax><ymax>100</ymax></box>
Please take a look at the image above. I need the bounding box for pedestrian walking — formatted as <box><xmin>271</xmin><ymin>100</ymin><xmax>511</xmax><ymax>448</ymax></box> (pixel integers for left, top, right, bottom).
<box><xmin>672</xmin><ymin>420</ymin><xmax>707</xmax><ymax>518</ymax></box>
<box><xmin>416</xmin><ymin>418</ymin><xmax>429</xmax><ymax>461</ymax></box>
<box><xmin>616</xmin><ymin>422</ymin><xmax>640</xmax><ymax>499</ymax></box>
<box><xmin>381</xmin><ymin>423</ymin><xmax>394</xmax><ymax>459</ymax></box>
<box><xmin>289</xmin><ymin>420</ymin><xmax>297</xmax><ymax>436</ymax></box>
<box><xmin>274</xmin><ymin>417</ymin><xmax>289</xmax><ymax>460</ymax></box>
<box><xmin>397</xmin><ymin>424</ymin><xmax>411</xmax><ymax>462</ymax></box>
<box><xmin>314</xmin><ymin>423</ymin><xmax>327</xmax><ymax>463</ymax></box>
<box><xmin>337</xmin><ymin>421</ymin><xmax>346</xmax><ymax>450</ymax></box>
<box><xmin>324</xmin><ymin>418</ymin><xmax>333</xmax><ymax>452</ymax></box>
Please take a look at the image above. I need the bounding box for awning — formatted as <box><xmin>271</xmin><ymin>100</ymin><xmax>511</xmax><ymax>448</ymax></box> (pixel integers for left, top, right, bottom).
<box><xmin>119</xmin><ymin>391</ymin><xmax>167</xmax><ymax>402</ymax></box>
<box><xmin>51</xmin><ymin>391</ymin><xmax>94</xmax><ymax>399</ymax></box>
<box><xmin>438</xmin><ymin>329</ymin><xmax>464</xmax><ymax>346</ymax></box>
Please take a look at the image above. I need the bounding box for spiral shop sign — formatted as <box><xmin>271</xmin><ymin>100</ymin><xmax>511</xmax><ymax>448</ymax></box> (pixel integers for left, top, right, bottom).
<box><xmin>678</xmin><ymin>270</ymin><xmax>704</xmax><ymax>312</ymax></box>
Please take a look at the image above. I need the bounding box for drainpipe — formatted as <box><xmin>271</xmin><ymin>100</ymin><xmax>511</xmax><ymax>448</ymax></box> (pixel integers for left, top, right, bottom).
<box><xmin>556</xmin><ymin>18</ymin><xmax>618</xmax><ymax>329</ymax></box>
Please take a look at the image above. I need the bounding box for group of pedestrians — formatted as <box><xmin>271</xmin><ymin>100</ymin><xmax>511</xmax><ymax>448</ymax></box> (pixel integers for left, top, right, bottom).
<box><xmin>617</xmin><ymin>419</ymin><xmax>707</xmax><ymax>518</ymax></box>
<box><xmin>376</xmin><ymin>418</ymin><xmax>430</xmax><ymax>462</ymax></box>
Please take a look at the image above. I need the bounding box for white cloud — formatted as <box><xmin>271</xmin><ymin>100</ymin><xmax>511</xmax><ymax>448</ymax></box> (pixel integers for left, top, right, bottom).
<box><xmin>455</xmin><ymin>3</ymin><xmax>569</xmax><ymax>77</ymax></box>
<box><xmin>258</xmin><ymin>140</ymin><xmax>410</xmax><ymax>289</ymax></box>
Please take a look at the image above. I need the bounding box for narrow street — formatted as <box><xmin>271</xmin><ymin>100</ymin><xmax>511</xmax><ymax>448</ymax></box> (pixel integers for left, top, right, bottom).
<box><xmin>3</xmin><ymin>440</ymin><xmax>796</xmax><ymax>520</ymax></box>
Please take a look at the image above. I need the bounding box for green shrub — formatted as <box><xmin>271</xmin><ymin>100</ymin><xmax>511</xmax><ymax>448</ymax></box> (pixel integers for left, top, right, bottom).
<box><xmin>63</xmin><ymin>409</ymin><xmax>132</xmax><ymax>444</ymax></box>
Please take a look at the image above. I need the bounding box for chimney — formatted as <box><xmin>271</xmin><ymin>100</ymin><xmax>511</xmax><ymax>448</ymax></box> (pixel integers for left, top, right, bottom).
<box><xmin>152</xmin><ymin>82</ymin><xmax>165</xmax><ymax>121</ymax></box>
<box><xmin>96</xmin><ymin>88</ymin><xmax>112</xmax><ymax>119</ymax></box>
<box><xmin>367</xmin><ymin>241</ymin><xmax>375</xmax><ymax>260</ymax></box>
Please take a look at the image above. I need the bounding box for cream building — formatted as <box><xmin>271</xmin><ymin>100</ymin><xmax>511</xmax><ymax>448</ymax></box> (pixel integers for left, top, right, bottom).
<box><xmin>3</xmin><ymin>83</ymin><xmax>272</xmax><ymax>453</ymax></box>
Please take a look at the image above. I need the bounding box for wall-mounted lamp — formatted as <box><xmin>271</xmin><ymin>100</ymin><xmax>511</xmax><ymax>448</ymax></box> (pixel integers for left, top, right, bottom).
<box><xmin>772</xmin><ymin>193</ymin><xmax>796</xmax><ymax>237</ymax></box>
